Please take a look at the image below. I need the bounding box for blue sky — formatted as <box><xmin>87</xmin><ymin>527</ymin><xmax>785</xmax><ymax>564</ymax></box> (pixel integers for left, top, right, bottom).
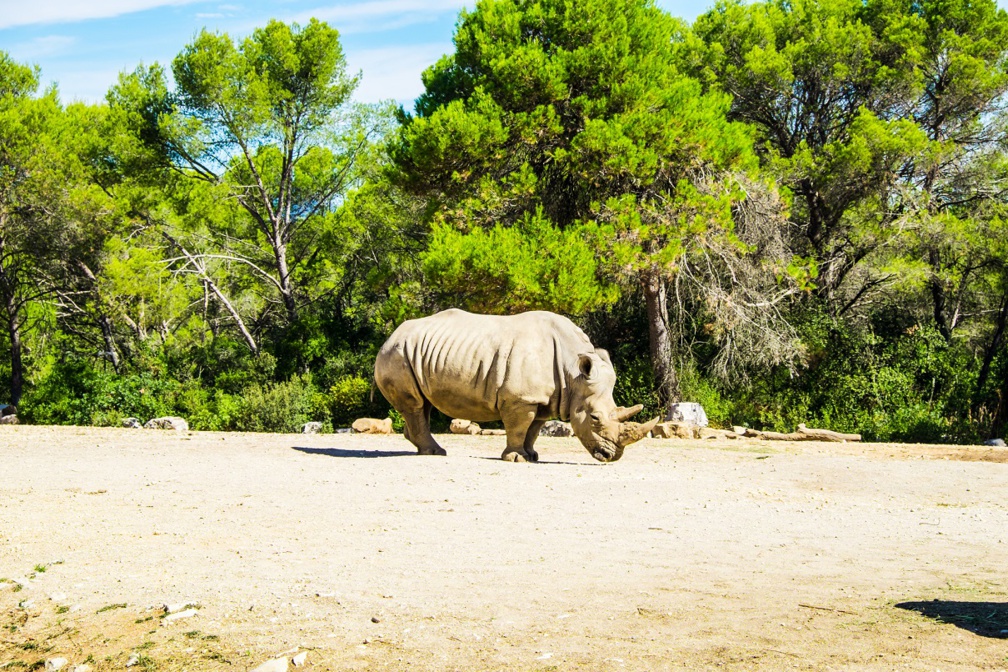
<box><xmin>0</xmin><ymin>0</ymin><xmax>712</xmax><ymax>107</ymax></box>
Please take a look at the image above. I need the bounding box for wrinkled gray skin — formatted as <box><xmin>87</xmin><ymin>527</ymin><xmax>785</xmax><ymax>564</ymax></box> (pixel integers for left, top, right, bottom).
<box><xmin>374</xmin><ymin>309</ymin><xmax>658</xmax><ymax>462</ymax></box>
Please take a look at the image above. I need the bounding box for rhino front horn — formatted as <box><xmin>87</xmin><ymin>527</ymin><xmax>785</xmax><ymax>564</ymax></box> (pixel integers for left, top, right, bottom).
<box><xmin>617</xmin><ymin>416</ymin><xmax>660</xmax><ymax>447</ymax></box>
<box><xmin>610</xmin><ymin>404</ymin><xmax>644</xmax><ymax>422</ymax></box>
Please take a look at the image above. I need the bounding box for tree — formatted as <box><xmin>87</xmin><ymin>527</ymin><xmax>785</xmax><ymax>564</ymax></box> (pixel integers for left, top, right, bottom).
<box><xmin>393</xmin><ymin>0</ymin><xmax>800</xmax><ymax>410</ymax></box>
<box><xmin>110</xmin><ymin>20</ymin><xmax>390</xmax><ymax>358</ymax></box>
<box><xmin>0</xmin><ymin>53</ymin><xmax>112</xmax><ymax>405</ymax></box>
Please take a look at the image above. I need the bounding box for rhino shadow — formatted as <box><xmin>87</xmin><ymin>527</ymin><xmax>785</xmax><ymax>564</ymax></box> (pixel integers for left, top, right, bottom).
<box><xmin>292</xmin><ymin>446</ymin><xmax>416</xmax><ymax>459</ymax></box>
<box><xmin>896</xmin><ymin>600</ymin><xmax>1008</xmax><ymax>638</ymax></box>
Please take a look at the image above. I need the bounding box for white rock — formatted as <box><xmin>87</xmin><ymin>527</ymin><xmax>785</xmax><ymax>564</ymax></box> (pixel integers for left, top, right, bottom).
<box><xmin>49</xmin><ymin>593</ymin><xmax>68</xmax><ymax>603</ymax></box>
<box><xmin>984</xmin><ymin>438</ymin><xmax>1006</xmax><ymax>447</ymax></box>
<box><xmin>162</xmin><ymin>601</ymin><xmax>196</xmax><ymax>614</ymax></box>
<box><xmin>126</xmin><ymin>653</ymin><xmax>140</xmax><ymax>667</ymax></box>
<box><xmin>251</xmin><ymin>658</ymin><xmax>289</xmax><ymax>672</ymax></box>
<box><xmin>666</xmin><ymin>402</ymin><xmax>708</xmax><ymax>427</ymax></box>
<box><xmin>291</xmin><ymin>652</ymin><xmax>307</xmax><ymax>667</ymax></box>
<box><xmin>72</xmin><ymin>665</ymin><xmax>92</xmax><ymax>672</ymax></box>
<box><xmin>121</xmin><ymin>417</ymin><xmax>142</xmax><ymax>429</ymax></box>
<box><xmin>540</xmin><ymin>420</ymin><xmax>573</xmax><ymax>437</ymax></box>
<box><xmin>143</xmin><ymin>416</ymin><xmax>189</xmax><ymax>431</ymax></box>
<box><xmin>18</xmin><ymin>599</ymin><xmax>35</xmax><ymax>609</ymax></box>
<box><xmin>162</xmin><ymin>607</ymin><xmax>198</xmax><ymax>623</ymax></box>
<box><xmin>301</xmin><ymin>421</ymin><xmax>323</xmax><ymax>434</ymax></box>
<box><xmin>0</xmin><ymin>414</ymin><xmax>19</xmax><ymax>424</ymax></box>
<box><xmin>449</xmin><ymin>418</ymin><xmax>481</xmax><ymax>435</ymax></box>
<box><xmin>45</xmin><ymin>658</ymin><xmax>68</xmax><ymax>671</ymax></box>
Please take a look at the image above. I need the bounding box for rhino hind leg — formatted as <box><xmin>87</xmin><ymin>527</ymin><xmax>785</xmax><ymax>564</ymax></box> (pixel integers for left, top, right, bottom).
<box><xmin>403</xmin><ymin>399</ymin><xmax>446</xmax><ymax>456</ymax></box>
<box><xmin>375</xmin><ymin>363</ymin><xmax>445</xmax><ymax>456</ymax></box>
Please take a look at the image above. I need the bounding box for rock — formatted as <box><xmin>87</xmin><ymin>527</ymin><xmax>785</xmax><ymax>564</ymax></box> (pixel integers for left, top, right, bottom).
<box><xmin>0</xmin><ymin>414</ymin><xmax>18</xmax><ymax>425</ymax></box>
<box><xmin>162</xmin><ymin>607</ymin><xmax>198</xmax><ymax>623</ymax></box>
<box><xmin>45</xmin><ymin>658</ymin><xmax>68</xmax><ymax>671</ymax></box>
<box><xmin>480</xmin><ymin>428</ymin><xmax>506</xmax><ymax>435</ymax></box>
<box><xmin>18</xmin><ymin>599</ymin><xmax>35</xmax><ymax>609</ymax></box>
<box><xmin>162</xmin><ymin>601</ymin><xmax>196</xmax><ymax>614</ymax></box>
<box><xmin>540</xmin><ymin>420</ymin><xmax>573</xmax><ymax>437</ymax></box>
<box><xmin>984</xmin><ymin>438</ymin><xmax>1006</xmax><ymax>447</ymax></box>
<box><xmin>72</xmin><ymin>665</ymin><xmax>92</xmax><ymax>672</ymax></box>
<box><xmin>666</xmin><ymin>402</ymin><xmax>708</xmax><ymax>427</ymax></box>
<box><xmin>250</xmin><ymin>658</ymin><xmax>289</xmax><ymax>672</ymax></box>
<box><xmin>0</xmin><ymin>403</ymin><xmax>16</xmax><ymax>416</ymax></box>
<box><xmin>651</xmin><ymin>422</ymin><xmax>699</xmax><ymax>439</ymax></box>
<box><xmin>126</xmin><ymin>653</ymin><xmax>140</xmax><ymax>668</ymax></box>
<box><xmin>49</xmin><ymin>593</ymin><xmax>68</xmax><ymax>603</ymax></box>
<box><xmin>301</xmin><ymin>421</ymin><xmax>323</xmax><ymax>434</ymax></box>
<box><xmin>143</xmin><ymin>416</ymin><xmax>189</xmax><ymax>431</ymax></box>
<box><xmin>351</xmin><ymin>417</ymin><xmax>393</xmax><ymax>434</ymax></box>
<box><xmin>291</xmin><ymin>652</ymin><xmax>307</xmax><ymax>667</ymax></box>
<box><xmin>450</xmin><ymin>419</ymin><xmax>481</xmax><ymax>435</ymax></box>
<box><xmin>371</xmin><ymin>616</ymin><xmax>381</xmax><ymax>623</ymax></box>
<box><xmin>122</xmin><ymin>417</ymin><xmax>142</xmax><ymax>429</ymax></box>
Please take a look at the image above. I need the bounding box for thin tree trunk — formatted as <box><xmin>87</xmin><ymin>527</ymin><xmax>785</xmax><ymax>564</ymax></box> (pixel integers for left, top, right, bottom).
<box><xmin>273</xmin><ymin>239</ymin><xmax>298</xmax><ymax>324</ymax></box>
<box><xmin>976</xmin><ymin>291</ymin><xmax>1008</xmax><ymax>403</ymax></box>
<box><xmin>642</xmin><ymin>270</ymin><xmax>681</xmax><ymax>414</ymax></box>
<box><xmin>929</xmin><ymin>248</ymin><xmax>953</xmax><ymax>343</ymax></box>
<box><xmin>5</xmin><ymin>295</ymin><xmax>23</xmax><ymax>406</ymax></box>
<box><xmin>99</xmin><ymin>314</ymin><xmax>121</xmax><ymax>373</ymax></box>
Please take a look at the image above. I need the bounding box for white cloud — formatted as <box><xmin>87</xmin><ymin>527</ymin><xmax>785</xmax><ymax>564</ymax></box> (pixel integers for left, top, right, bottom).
<box><xmin>284</xmin><ymin>0</ymin><xmax>470</xmax><ymax>34</ymax></box>
<box><xmin>14</xmin><ymin>35</ymin><xmax>77</xmax><ymax>59</ymax></box>
<box><xmin>0</xmin><ymin>0</ymin><xmax>201</xmax><ymax>29</ymax></box>
<box><xmin>347</xmin><ymin>42</ymin><xmax>450</xmax><ymax>105</ymax></box>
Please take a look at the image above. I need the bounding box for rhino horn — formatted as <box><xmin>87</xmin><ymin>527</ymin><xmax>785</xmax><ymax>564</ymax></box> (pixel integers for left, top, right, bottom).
<box><xmin>610</xmin><ymin>404</ymin><xmax>644</xmax><ymax>422</ymax></box>
<box><xmin>617</xmin><ymin>416</ymin><xmax>660</xmax><ymax>448</ymax></box>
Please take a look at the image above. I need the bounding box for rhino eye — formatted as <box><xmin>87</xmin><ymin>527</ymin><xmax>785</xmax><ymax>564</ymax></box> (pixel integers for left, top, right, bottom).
<box><xmin>590</xmin><ymin>412</ymin><xmax>602</xmax><ymax>424</ymax></box>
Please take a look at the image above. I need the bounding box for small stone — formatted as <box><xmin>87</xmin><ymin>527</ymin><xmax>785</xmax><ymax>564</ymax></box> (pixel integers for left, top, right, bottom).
<box><xmin>45</xmin><ymin>658</ymin><xmax>68</xmax><ymax>671</ymax></box>
<box><xmin>18</xmin><ymin>599</ymin><xmax>35</xmax><ymax>609</ymax></box>
<box><xmin>984</xmin><ymin>438</ymin><xmax>1006</xmax><ymax>447</ymax></box>
<box><xmin>291</xmin><ymin>652</ymin><xmax>307</xmax><ymax>667</ymax></box>
<box><xmin>162</xmin><ymin>607</ymin><xmax>198</xmax><ymax>623</ymax></box>
<box><xmin>122</xmin><ymin>417</ymin><xmax>142</xmax><ymax>429</ymax></box>
<box><xmin>371</xmin><ymin>616</ymin><xmax>380</xmax><ymax>623</ymax></box>
<box><xmin>479</xmin><ymin>428</ymin><xmax>506</xmax><ymax>435</ymax></box>
<box><xmin>301</xmin><ymin>421</ymin><xmax>323</xmax><ymax>434</ymax></box>
<box><xmin>162</xmin><ymin>601</ymin><xmax>195</xmax><ymax>614</ymax></box>
<box><xmin>250</xmin><ymin>658</ymin><xmax>288</xmax><ymax>672</ymax></box>
<box><xmin>49</xmin><ymin>593</ymin><xmax>68</xmax><ymax>603</ymax></box>
<box><xmin>126</xmin><ymin>653</ymin><xmax>140</xmax><ymax>667</ymax></box>
<box><xmin>0</xmin><ymin>414</ymin><xmax>19</xmax><ymax>425</ymax></box>
<box><xmin>72</xmin><ymin>665</ymin><xmax>92</xmax><ymax>672</ymax></box>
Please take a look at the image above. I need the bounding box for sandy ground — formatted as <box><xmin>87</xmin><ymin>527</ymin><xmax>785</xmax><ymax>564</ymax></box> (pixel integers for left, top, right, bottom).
<box><xmin>1</xmin><ymin>425</ymin><xmax>1007</xmax><ymax>671</ymax></box>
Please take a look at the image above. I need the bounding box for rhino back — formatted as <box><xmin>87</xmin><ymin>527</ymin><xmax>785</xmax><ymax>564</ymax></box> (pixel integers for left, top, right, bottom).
<box><xmin>377</xmin><ymin>309</ymin><xmax>592</xmax><ymax>422</ymax></box>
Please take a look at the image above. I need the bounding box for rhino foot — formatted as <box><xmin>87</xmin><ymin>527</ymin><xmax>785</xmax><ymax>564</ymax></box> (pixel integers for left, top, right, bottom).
<box><xmin>501</xmin><ymin>449</ymin><xmax>531</xmax><ymax>463</ymax></box>
<box><xmin>418</xmin><ymin>446</ymin><xmax>447</xmax><ymax>456</ymax></box>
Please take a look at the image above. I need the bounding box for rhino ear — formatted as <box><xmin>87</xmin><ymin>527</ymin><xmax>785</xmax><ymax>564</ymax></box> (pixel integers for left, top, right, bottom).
<box><xmin>595</xmin><ymin>348</ymin><xmax>612</xmax><ymax>366</ymax></box>
<box><xmin>577</xmin><ymin>353</ymin><xmax>595</xmax><ymax>378</ymax></box>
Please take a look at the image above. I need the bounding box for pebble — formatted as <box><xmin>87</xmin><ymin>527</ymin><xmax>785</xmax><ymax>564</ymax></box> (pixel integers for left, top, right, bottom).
<box><xmin>50</xmin><ymin>593</ymin><xmax>68</xmax><ymax>603</ymax></box>
<box><xmin>371</xmin><ymin>616</ymin><xmax>380</xmax><ymax>623</ymax></box>
<box><xmin>162</xmin><ymin>601</ymin><xmax>195</xmax><ymax>614</ymax></box>
<box><xmin>250</xmin><ymin>658</ymin><xmax>288</xmax><ymax>672</ymax></box>
<box><xmin>291</xmin><ymin>652</ymin><xmax>307</xmax><ymax>667</ymax></box>
<box><xmin>72</xmin><ymin>665</ymin><xmax>91</xmax><ymax>672</ymax></box>
<box><xmin>126</xmin><ymin>653</ymin><xmax>140</xmax><ymax>667</ymax></box>
<box><xmin>45</xmin><ymin>658</ymin><xmax>68</xmax><ymax>671</ymax></box>
<box><xmin>18</xmin><ymin>599</ymin><xmax>36</xmax><ymax>609</ymax></box>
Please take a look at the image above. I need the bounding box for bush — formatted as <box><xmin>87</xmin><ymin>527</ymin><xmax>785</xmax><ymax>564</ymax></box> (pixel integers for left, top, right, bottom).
<box><xmin>231</xmin><ymin>373</ymin><xmax>318</xmax><ymax>433</ymax></box>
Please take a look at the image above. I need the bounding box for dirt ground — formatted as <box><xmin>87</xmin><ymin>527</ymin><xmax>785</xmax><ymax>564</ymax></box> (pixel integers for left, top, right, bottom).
<box><xmin>1</xmin><ymin>425</ymin><xmax>1006</xmax><ymax>671</ymax></box>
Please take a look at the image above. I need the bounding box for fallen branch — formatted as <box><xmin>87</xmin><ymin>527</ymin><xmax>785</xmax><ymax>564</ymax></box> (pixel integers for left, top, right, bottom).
<box><xmin>742</xmin><ymin>424</ymin><xmax>861</xmax><ymax>442</ymax></box>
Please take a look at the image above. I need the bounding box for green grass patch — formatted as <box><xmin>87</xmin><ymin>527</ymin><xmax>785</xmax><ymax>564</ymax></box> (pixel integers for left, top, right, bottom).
<box><xmin>96</xmin><ymin>602</ymin><xmax>128</xmax><ymax>614</ymax></box>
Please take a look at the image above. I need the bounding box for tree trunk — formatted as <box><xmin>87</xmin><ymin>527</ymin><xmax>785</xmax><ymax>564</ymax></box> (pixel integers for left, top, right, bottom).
<box><xmin>273</xmin><ymin>239</ymin><xmax>298</xmax><ymax>324</ymax></box>
<box><xmin>5</xmin><ymin>295</ymin><xmax>23</xmax><ymax>407</ymax></box>
<box><xmin>99</xmin><ymin>314</ymin><xmax>121</xmax><ymax>373</ymax></box>
<box><xmin>929</xmin><ymin>248</ymin><xmax>953</xmax><ymax>343</ymax></box>
<box><xmin>976</xmin><ymin>290</ymin><xmax>1008</xmax><ymax>405</ymax></box>
<box><xmin>642</xmin><ymin>270</ymin><xmax>681</xmax><ymax>413</ymax></box>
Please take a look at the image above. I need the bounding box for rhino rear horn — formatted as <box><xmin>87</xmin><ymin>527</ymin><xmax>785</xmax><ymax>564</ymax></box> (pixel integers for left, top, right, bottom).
<box><xmin>610</xmin><ymin>404</ymin><xmax>644</xmax><ymax>422</ymax></box>
<box><xmin>617</xmin><ymin>416</ymin><xmax>660</xmax><ymax>447</ymax></box>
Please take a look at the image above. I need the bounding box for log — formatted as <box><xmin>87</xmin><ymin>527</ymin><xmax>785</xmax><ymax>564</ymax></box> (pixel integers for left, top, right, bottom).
<box><xmin>741</xmin><ymin>424</ymin><xmax>861</xmax><ymax>442</ymax></box>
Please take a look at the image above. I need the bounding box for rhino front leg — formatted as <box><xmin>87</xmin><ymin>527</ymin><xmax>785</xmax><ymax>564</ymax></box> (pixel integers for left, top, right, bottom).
<box><xmin>500</xmin><ymin>403</ymin><xmax>539</xmax><ymax>463</ymax></box>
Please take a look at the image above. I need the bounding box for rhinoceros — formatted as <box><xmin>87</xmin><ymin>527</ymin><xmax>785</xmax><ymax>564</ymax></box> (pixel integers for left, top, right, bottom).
<box><xmin>374</xmin><ymin>309</ymin><xmax>658</xmax><ymax>462</ymax></box>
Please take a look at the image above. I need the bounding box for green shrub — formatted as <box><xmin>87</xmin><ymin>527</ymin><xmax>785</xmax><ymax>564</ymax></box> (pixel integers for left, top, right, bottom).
<box><xmin>231</xmin><ymin>373</ymin><xmax>317</xmax><ymax>433</ymax></box>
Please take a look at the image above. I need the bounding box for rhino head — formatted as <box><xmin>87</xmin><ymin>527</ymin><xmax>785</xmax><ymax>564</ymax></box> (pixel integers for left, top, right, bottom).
<box><xmin>568</xmin><ymin>351</ymin><xmax>659</xmax><ymax>463</ymax></box>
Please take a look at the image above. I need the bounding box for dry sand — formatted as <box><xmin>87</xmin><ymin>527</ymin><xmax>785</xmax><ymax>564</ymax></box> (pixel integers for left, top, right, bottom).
<box><xmin>1</xmin><ymin>425</ymin><xmax>1006</xmax><ymax>671</ymax></box>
